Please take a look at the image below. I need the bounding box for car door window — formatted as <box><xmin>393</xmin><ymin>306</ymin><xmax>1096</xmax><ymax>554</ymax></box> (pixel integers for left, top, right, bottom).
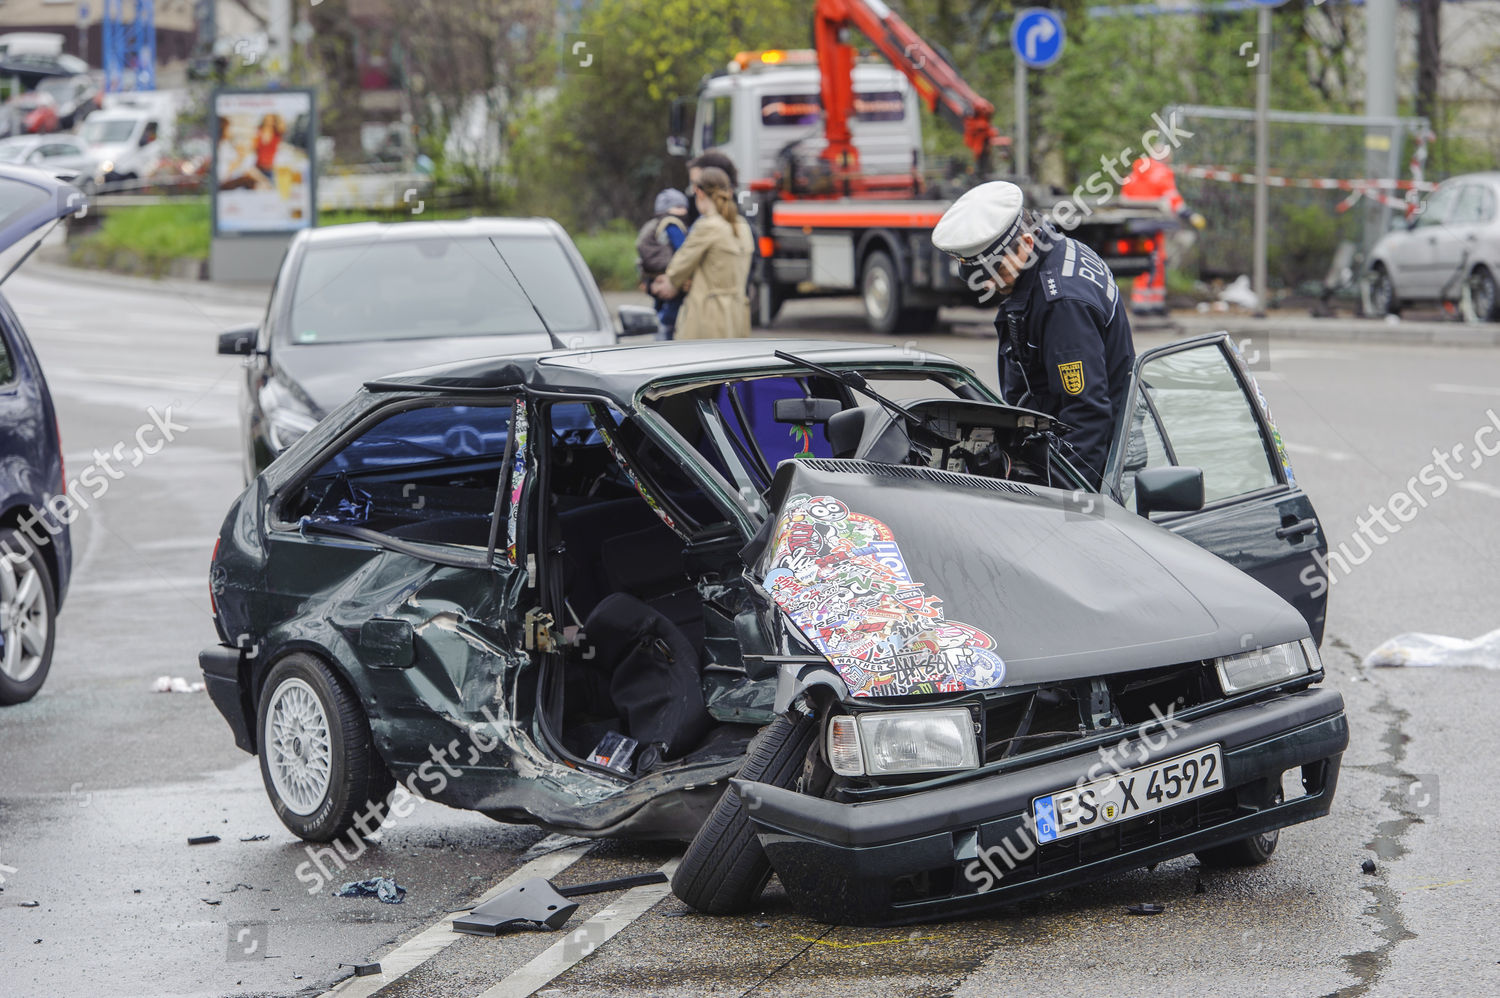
<box><xmin>1452</xmin><ymin>185</ymin><xmax>1491</xmax><ymax>225</ymax></box>
<box><xmin>1122</xmin><ymin>343</ymin><xmax>1279</xmax><ymax>507</ymax></box>
<box><xmin>1416</xmin><ymin>185</ymin><xmax>1457</xmax><ymax>227</ymax></box>
<box><xmin>282</xmin><ymin>402</ymin><xmax>513</xmax><ymax>547</ymax></box>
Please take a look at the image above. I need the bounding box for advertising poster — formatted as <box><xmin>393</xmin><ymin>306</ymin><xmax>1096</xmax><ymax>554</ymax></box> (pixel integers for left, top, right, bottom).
<box><xmin>212</xmin><ymin>88</ymin><xmax>317</xmax><ymax>235</ymax></box>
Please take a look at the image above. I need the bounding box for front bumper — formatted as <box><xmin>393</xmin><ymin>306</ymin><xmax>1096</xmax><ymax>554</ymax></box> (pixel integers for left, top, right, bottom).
<box><xmin>737</xmin><ymin>685</ymin><xmax>1347</xmax><ymax>925</ymax></box>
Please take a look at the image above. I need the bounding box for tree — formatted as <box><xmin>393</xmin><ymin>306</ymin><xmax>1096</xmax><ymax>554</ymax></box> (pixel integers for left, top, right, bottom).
<box><xmin>391</xmin><ymin>0</ymin><xmax>556</xmax><ymax>206</ymax></box>
<box><xmin>306</xmin><ymin>0</ymin><xmax>363</xmax><ymax>163</ymax></box>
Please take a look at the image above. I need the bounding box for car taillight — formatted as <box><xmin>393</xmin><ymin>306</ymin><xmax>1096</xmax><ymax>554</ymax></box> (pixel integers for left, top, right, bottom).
<box><xmin>1140</xmin><ymin>236</ymin><xmax>1156</xmax><ymax>253</ymax></box>
<box><xmin>209</xmin><ymin>538</ymin><xmax>220</xmax><ymax>616</ymax></box>
<box><xmin>758</xmin><ymin>236</ymin><xmax>775</xmax><ymax>258</ymax></box>
<box><xmin>1115</xmin><ymin>238</ymin><xmax>1130</xmax><ymax>256</ymax></box>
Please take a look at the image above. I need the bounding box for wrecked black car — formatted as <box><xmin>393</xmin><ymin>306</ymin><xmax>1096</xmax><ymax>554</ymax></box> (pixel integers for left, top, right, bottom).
<box><xmin>201</xmin><ymin>336</ymin><xmax>1347</xmax><ymax>925</ymax></box>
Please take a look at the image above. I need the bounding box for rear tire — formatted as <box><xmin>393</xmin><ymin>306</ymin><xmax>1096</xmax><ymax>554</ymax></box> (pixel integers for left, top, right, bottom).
<box><xmin>0</xmin><ymin>528</ymin><xmax>57</xmax><ymax>706</ymax></box>
<box><xmin>1363</xmin><ymin>264</ymin><xmax>1400</xmax><ymax>317</ymax></box>
<box><xmin>256</xmin><ymin>652</ymin><xmax>395</xmax><ymax>842</ymax></box>
<box><xmin>672</xmin><ymin>713</ymin><xmax>819</xmax><ymax>914</ymax></box>
<box><xmin>1466</xmin><ymin>265</ymin><xmax>1499</xmax><ymax>323</ymax></box>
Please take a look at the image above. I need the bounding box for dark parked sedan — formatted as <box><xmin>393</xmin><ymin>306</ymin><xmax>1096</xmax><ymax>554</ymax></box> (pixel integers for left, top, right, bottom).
<box><xmin>216</xmin><ymin>218</ymin><xmax>658</xmax><ymax>482</ymax></box>
<box><xmin>0</xmin><ymin>164</ymin><xmax>77</xmax><ymax>704</ymax></box>
<box><xmin>202</xmin><ymin>336</ymin><xmax>1345</xmax><ymax>924</ymax></box>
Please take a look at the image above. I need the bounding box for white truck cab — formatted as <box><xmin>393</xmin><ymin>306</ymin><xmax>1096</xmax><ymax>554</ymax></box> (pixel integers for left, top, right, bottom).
<box><xmin>683</xmin><ymin>52</ymin><xmax>921</xmax><ymax>186</ymax></box>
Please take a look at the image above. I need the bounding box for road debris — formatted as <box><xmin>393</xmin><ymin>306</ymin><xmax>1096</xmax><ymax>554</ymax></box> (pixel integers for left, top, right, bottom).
<box><xmin>20</xmin><ymin>900</ymin><xmax>39</xmax><ymax>907</ymax></box>
<box><xmin>1362</xmin><ymin>858</ymin><xmax>1378</xmax><ymax>874</ymax></box>
<box><xmin>556</xmin><ymin>872</ymin><xmax>667</xmax><ymax>898</ymax></box>
<box><xmin>239</xmin><ymin>834</ymin><xmax>270</xmax><ymax>842</ymax></box>
<box><xmin>342</xmin><ymin>963</ymin><xmax>381</xmax><ymax>977</ymax></box>
<box><xmin>187</xmin><ymin>835</ymin><xmax>221</xmax><ymax>846</ymax></box>
<box><xmin>334</xmin><ymin>877</ymin><xmax>406</xmax><ymax>904</ymax></box>
<box><xmin>1363</xmin><ymin>628</ymin><xmax>1500</xmax><ymax>669</ymax></box>
<box><xmin>1126</xmin><ymin>903</ymin><xmax>1166</xmax><ymax>915</ymax></box>
<box><xmin>152</xmin><ymin>675</ymin><xmax>205</xmax><ymax>693</ymax></box>
<box><xmin>452</xmin><ymin>877</ymin><xmax>577</xmax><ymax>935</ymax></box>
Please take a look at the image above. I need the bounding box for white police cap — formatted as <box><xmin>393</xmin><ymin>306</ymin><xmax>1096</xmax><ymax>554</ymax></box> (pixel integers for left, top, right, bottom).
<box><xmin>931</xmin><ymin>181</ymin><xmax>1027</xmax><ymax>262</ymax></box>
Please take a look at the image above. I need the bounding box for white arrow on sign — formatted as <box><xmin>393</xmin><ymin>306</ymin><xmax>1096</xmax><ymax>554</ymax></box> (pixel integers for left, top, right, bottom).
<box><xmin>1024</xmin><ymin>19</ymin><xmax>1057</xmax><ymax>62</ymax></box>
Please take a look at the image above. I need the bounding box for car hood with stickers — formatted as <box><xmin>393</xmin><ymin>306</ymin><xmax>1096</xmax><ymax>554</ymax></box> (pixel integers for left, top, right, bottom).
<box><xmin>751</xmin><ymin>460</ymin><xmax>1310</xmax><ymax>698</ymax></box>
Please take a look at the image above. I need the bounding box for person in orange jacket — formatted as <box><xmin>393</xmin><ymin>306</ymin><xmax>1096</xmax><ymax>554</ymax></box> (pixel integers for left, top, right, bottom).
<box><xmin>1120</xmin><ymin>147</ymin><xmax>1204</xmax><ymax>316</ymax></box>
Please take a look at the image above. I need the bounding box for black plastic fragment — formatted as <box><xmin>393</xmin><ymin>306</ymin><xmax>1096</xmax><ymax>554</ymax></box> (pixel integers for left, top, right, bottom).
<box><xmin>350</xmin><ymin>963</ymin><xmax>381</xmax><ymax>977</ymax></box>
<box><xmin>187</xmin><ymin>835</ymin><xmax>221</xmax><ymax>846</ymax></box>
<box><xmin>1126</xmin><ymin>903</ymin><xmax>1165</xmax><ymax>916</ymax></box>
<box><xmin>556</xmin><ymin>872</ymin><xmax>668</xmax><ymax>898</ymax></box>
<box><xmin>1361</xmin><ymin>858</ymin><xmax>1377</xmax><ymax>875</ymax></box>
<box><xmin>452</xmin><ymin>877</ymin><xmax>578</xmax><ymax>935</ymax></box>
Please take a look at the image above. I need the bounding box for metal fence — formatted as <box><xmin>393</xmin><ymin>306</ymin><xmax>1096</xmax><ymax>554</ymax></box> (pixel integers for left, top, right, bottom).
<box><xmin>1162</xmin><ymin>104</ymin><xmax>1431</xmax><ymax>291</ymax></box>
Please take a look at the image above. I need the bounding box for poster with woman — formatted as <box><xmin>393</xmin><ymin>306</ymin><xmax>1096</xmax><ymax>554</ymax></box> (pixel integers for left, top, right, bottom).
<box><xmin>212</xmin><ymin>89</ymin><xmax>317</xmax><ymax>234</ymax></box>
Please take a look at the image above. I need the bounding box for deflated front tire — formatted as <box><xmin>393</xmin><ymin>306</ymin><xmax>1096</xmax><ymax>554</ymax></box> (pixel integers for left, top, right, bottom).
<box><xmin>256</xmin><ymin>652</ymin><xmax>395</xmax><ymax>842</ymax></box>
<box><xmin>672</xmin><ymin>713</ymin><xmax>820</xmax><ymax>914</ymax></box>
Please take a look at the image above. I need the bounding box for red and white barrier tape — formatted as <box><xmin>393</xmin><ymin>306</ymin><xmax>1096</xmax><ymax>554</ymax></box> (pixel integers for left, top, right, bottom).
<box><xmin>1182</xmin><ymin>165</ymin><xmax>1438</xmax><ymax>194</ymax></box>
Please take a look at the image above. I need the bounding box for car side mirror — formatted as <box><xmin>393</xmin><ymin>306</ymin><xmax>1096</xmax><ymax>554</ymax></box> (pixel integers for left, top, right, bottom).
<box><xmin>217</xmin><ymin>323</ymin><xmax>257</xmax><ymax>356</ymax></box>
<box><xmin>618</xmin><ymin>305</ymin><xmax>660</xmax><ymax>338</ymax></box>
<box><xmin>774</xmin><ymin>397</ymin><xmax>842</xmax><ymax>424</ymax></box>
<box><xmin>1135</xmin><ymin>466</ymin><xmax>1205</xmax><ymax>516</ymax></box>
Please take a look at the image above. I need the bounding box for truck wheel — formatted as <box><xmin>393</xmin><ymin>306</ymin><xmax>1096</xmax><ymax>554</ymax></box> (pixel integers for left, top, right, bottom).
<box><xmin>257</xmin><ymin>652</ymin><xmax>395</xmax><ymax>842</ymax></box>
<box><xmin>671</xmin><ymin>713</ymin><xmax>819</xmax><ymax>914</ymax></box>
<box><xmin>0</xmin><ymin>528</ymin><xmax>57</xmax><ymax>706</ymax></box>
<box><xmin>862</xmin><ymin>250</ymin><xmax>937</xmax><ymax>334</ymax></box>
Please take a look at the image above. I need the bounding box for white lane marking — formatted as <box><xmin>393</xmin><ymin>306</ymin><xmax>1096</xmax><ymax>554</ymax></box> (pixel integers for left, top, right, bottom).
<box><xmin>318</xmin><ymin>842</ymin><xmax>593</xmax><ymax>998</ymax></box>
<box><xmin>474</xmin><ymin>859</ymin><xmax>679</xmax><ymax>998</ymax></box>
<box><xmin>1432</xmin><ymin>383</ymin><xmax>1500</xmax><ymax>397</ymax></box>
<box><xmin>66</xmin><ymin>574</ymin><xmax>209</xmax><ymax>596</ymax></box>
<box><xmin>1284</xmin><ymin>441</ymin><xmax>1355</xmax><ymax>462</ymax></box>
<box><xmin>1457</xmin><ymin>481</ymin><xmax>1500</xmax><ymax>500</ymax></box>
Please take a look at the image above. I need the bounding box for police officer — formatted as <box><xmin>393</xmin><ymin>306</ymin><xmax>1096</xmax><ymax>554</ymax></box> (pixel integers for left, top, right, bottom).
<box><xmin>932</xmin><ymin>181</ymin><xmax>1135</xmax><ymax>488</ymax></box>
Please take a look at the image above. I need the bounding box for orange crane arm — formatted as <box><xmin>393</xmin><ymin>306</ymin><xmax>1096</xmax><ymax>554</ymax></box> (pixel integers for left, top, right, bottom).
<box><xmin>814</xmin><ymin>0</ymin><xmax>999</xmax><ymax>173</ymax></box>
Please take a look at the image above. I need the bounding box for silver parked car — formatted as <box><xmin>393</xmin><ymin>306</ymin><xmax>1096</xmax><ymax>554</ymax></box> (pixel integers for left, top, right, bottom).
<box><xmin>1365</xmin><ymin>172</ymin><xmax>1500</xmax><ymax>322</ymax></box>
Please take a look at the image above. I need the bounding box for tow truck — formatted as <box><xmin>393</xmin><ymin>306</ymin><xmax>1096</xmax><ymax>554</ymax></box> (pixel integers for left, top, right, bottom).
<box><xmin>667</xmin><ymin>0</ymin><xmax>1166</xmax><ymax>334</ymax></box>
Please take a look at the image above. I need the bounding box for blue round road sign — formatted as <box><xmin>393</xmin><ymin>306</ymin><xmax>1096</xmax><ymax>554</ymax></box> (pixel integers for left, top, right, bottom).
<box><xmin>1012</xmin><ymin>8</ymin><xmax>1065</xmax><ymax>70</ymax></box>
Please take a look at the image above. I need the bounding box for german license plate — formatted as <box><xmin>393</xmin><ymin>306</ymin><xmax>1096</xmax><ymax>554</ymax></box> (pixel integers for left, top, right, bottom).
<box><xmin>1032</xmin><ymin>744</ymin><xmax>1224</xmax><ymax>845</ymax></box>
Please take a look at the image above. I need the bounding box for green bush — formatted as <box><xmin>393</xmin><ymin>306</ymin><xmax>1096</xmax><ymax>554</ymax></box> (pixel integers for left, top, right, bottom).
<box><xmin>68</xmin><ymin>201</ymin><xmax>212</xmax><ymax>277</ymax></box>
<box><xmin>573</xmin><ymin>222</ymin><xmax>641</xmax><ymax>292</ymax></box>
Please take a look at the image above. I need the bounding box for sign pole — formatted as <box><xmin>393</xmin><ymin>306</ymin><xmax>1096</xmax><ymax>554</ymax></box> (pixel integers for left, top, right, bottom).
<box><xmin>1014</xmin><ymin>60</ymin><xmax>1028</xmax><ymax>180</ymax></box>
<box><xmin>1253</xmin><ymin>5</ymin><xmax>1270</xmax><ymax>314</ymax></box>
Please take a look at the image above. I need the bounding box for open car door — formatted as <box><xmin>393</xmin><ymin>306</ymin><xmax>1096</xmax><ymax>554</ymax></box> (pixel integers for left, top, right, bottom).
<box><xmin>1103</xmin><ymin>333</ymin><xmax>1328</xmax><ymax>644</ymax></box>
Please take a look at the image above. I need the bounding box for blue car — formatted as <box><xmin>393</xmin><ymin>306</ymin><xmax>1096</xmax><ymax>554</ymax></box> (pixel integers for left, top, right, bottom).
<box><xmin>0</xmin><ymin>164</ymin><xmax>77</xmax><ymax>704</ymax></box>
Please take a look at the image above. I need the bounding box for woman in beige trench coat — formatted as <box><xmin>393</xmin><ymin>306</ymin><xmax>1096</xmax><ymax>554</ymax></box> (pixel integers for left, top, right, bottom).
<box><xmin>651</xmin><ymin>167</ymin><xmax>753</xmax><ymax>339</ymax></box>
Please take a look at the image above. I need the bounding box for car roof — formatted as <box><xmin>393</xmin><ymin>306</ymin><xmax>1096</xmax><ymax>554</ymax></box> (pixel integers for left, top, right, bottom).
<box><xmin>366</xmin><ymin>338</ymin><xmax>976</xmax><ymax>405</ymax></box>
<box><xmin>297</xmin><ymin>217</ymin><xmax>564</xmax><ymax>247</ymax></box>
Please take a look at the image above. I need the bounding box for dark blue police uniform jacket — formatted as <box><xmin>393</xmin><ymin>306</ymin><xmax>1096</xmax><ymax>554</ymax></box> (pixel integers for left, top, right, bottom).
<box><xmin>996</xmin><ymin>235</ymin><xmax>1136</xmax><ymax>487</ymax></box>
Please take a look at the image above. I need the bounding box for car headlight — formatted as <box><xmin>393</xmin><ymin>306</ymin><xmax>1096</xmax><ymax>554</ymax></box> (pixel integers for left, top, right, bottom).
<box><xmin>261</xmin><ymin>381</ymin><xmax>321</xmax><ymax>453</ymax></box>
<box><xmin>826</xmin><ymin>707</ymin><xmax>979</xmax><ymax>777</ymax></box>
<box><xmin>97</xmin><ymin>159</ymin><xmax>114</xmax><ymax>176</ymax></box>
<box><xmin>1214</xmin><ymin>638</ymin><xmax>1318</xmax><ymax>695</ymax></box>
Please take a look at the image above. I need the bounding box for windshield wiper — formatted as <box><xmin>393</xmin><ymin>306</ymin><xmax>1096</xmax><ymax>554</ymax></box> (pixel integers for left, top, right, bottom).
<box><xmin>773</xmin><ymin>350</ymin><xmax>921</xmax><ymax>426</ymax></box>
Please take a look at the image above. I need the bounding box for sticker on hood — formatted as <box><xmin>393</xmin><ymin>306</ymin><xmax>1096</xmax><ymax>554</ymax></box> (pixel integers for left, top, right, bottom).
<box><xmin>762</xmin><ymin>493</ymin><xmax>1006</xmax><ymax>697</ymax></box>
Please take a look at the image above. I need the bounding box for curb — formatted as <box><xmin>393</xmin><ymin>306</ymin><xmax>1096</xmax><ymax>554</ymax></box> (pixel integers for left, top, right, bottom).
<box><xmin>28</xmin><ymin>248</ymin><xmax>271</xmax><ymax>307</ymax></box>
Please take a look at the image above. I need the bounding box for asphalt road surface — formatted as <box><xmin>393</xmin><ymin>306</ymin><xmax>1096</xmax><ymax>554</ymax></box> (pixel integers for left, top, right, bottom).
<box><xmin>2</xmin><ymin>269</ymin><xmax>1497</xmax><ymax>998</ymax></box>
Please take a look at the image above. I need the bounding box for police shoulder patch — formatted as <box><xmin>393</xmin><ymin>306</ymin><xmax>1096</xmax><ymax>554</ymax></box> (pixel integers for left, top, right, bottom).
<box><xmin>1058</xmin><ymin>360</ymin><xmax>1085</xmax><ymax>395</ymax></box>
